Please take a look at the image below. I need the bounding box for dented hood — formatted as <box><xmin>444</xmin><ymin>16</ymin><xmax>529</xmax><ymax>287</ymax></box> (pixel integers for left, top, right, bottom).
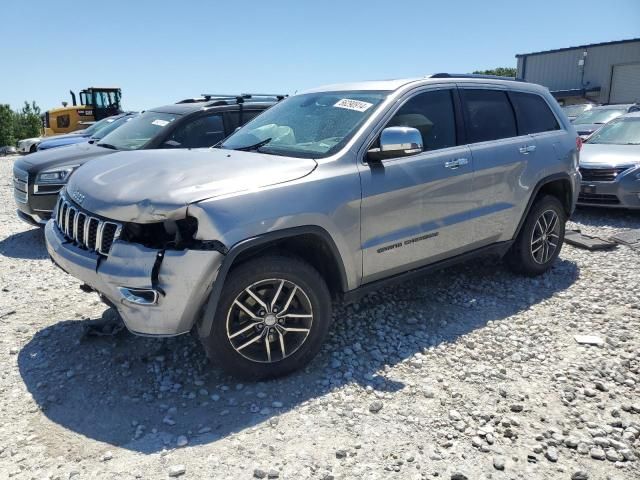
<box><xmin>66</xmin><ymin>148</ymin><xmax>317</xmax><ymax>222</ymax></box>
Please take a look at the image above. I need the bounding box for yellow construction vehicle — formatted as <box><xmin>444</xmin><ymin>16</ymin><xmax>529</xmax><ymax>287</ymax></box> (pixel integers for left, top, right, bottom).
<box><xmin>43</xmin><ymin>87</ymin><xmax>122</xmax><ymax>136</ymax></box>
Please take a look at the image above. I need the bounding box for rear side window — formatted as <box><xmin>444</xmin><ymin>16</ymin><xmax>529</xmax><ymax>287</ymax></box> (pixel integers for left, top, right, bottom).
<box><xmin>385</xmin><ymin>89</ymin><xmax>457</xmax><ymax>151</ymax></box>
<box><xmin>510</xmin><ymin>92</ymin><xmax>560</xmax><ymax>134</ymax></box>
<box><xmin>461</xmin><ymin>89</ymin><xmax>517</xmax><ymax>143</ymax></box>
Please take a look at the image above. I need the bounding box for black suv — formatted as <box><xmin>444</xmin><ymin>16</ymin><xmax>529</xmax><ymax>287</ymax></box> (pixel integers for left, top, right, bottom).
<box><xmin>13</xmin><ymin>94</ymin><xmax>283</xmax><ymax>225</ymax></box>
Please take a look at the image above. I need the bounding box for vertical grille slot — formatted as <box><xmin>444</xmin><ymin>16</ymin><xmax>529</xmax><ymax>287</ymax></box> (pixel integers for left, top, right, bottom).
<box><xmin>53</xmin><ymin>196</ymin><xmax>122</xmax><ymax>256</ymax></box>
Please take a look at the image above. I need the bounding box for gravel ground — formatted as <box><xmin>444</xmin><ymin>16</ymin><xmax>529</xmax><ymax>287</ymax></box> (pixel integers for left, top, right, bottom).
<box><xmin>1</xmin><ymin>154</ymin><xmax>639</xmax><ymax>480</ymax></box>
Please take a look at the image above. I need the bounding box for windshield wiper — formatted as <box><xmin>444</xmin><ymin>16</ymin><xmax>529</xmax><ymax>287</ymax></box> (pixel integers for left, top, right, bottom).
<box><xmin>230</xmin><ymin>137</ymin><xmax>272</xmax><ymax>152</ymax></box>
<box><xmin>97</xmin><ymin>143</ymin><xmax>119</xmax><ymax>150</ymax></box>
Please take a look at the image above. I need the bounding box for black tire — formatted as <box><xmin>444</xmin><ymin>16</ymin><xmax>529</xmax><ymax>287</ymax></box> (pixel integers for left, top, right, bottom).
<box><xmin>29</xmin><ymin>144</ymin><xmax>37</xmax><ymax>153</ymax></box>
<box><xmin>505</xmin><ymin>195</ymin><xmax>566</xmax><ymax>276</ymax></box>
<box><xmin>201</xmin><ymin>254</ymin><xmax>332</xmax><ymax>380</ymax></box>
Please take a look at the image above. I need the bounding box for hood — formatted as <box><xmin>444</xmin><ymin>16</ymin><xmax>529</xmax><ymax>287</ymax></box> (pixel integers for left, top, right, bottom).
<box><xmin>580</xmin><ymin>143</ymin><xmax>640</xmax><ymax>168</ymax></box>
<box><xmin>38</xmin><ymin>136</ymin><xmax>88</xmax><ymax>150</ymax></box>
<box><xmin>66</xmin><ymin>148</ymin><xmax>318</xmax><ymax>222</ymax></box>
<box><xmin>18</xmin><ymin>142</ymin><xmax>115</xmax><ymax>171</ymax></box>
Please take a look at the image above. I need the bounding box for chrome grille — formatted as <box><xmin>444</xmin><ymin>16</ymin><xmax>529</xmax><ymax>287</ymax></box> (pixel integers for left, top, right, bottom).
<box><xmin>54</xmin><ymin>196</ymin><xmax>122</xmax><ymax>256</ymax></box>
<box><xmin>13</xmin><ymin>166</ymin><xmax>28</xmax><ymax>204</ymax></box>
<box><xmin>579</xmin><ymin>166</ymin><xmax>632</xmax><ymax>182</ymax></box>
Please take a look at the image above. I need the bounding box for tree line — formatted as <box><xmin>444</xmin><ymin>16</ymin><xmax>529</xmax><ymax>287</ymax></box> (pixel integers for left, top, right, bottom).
<box><xmin>0</xmin><ymin>102</ymin><xmax>43</xmax><ymax>146</ymax></box>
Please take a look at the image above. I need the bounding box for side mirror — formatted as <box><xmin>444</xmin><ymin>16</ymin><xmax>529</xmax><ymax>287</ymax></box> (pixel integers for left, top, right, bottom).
<box><xmin>367</xmin><ymin>126</ymin><xmax>423</xmax><ymax>162</ymax></box>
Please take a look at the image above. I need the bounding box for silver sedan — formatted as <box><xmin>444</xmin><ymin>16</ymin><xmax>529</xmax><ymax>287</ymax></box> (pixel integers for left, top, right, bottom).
<box><xmin>578</xmin><ymin>112</ymin><xmax>640</xmax><ymax>209</ymax></box>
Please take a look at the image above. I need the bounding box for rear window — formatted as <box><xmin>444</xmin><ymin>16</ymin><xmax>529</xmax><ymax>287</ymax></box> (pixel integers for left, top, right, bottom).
<box><xmin>461</xmin><ymin>89</ymin><xmax>517</xmax><ymax>143</ymax></box>
<box><xmin>510</xmin><ymin>92</ymin><xmax>560</xmax><ymax>135</ymax></box>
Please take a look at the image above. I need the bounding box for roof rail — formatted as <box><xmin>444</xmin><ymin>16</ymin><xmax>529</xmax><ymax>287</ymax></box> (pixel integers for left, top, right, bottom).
<box><xmin>201</xmin><ymin>93</ymin><xmax>288</xmax><ymax>102</ymax></box>
<box><xmin>429</xmin><ymin>73</ymin><xmax>523</xmax><ymax>82</ymax></box>
<box><xmin>177</xmin><ymin>93</ymin><xmax>287</xmax><ymax>105</ymax></box>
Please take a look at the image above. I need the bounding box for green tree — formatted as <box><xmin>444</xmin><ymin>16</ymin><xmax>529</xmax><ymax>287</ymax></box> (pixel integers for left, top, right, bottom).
<box><xmin>13</xmin><ymin>101</ymin><xmax>43</xmax><ymax>140</ymax></box>
<box><xmin>472</xmin><ymin>67</ymin><xmax>517</xmax><ymax>78</ymax></box>
<box><xmin>0</xmin><ymin>104</ymin><xmax>15</xmax><ymax>146</ymax></box>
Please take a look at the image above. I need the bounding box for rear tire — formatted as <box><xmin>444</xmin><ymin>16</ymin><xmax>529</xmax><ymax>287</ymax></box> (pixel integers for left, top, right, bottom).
<box><xmin>505</xmin><ymin>195</ymin><xmax>566</xmax><ymax>276</ymax></box>
<box><xmin>201</xmin><ymin>254</ymin><xmax>332</xmax><ymax>380</ymax></box>
<box><xmin>29</xmin><ymin>144</ymin><xmax>37</xmax><ymax>153</ymax></box>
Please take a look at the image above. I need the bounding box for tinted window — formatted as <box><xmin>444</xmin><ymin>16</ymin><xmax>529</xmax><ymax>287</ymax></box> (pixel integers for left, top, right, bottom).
<box><xmin>510</xmin><ymin>92</ymin><xmax>559</xmax><ymax>134</ymax></box>
<box><xmin>227</xmin><ymin>109</ymin><xmax>267</xmax><ymax>130</ymax></box>
<box><xmin>385</xmin><ymin>89</ymin><xmax>456</xmax><ymax>151</ymax></box>
<box><xmin>461</xmin><ymin>89</ymin><xmax>517</xmax><ymax>143</ymax></box>
<box><xmin>165</xmin><ymin>114</ymin><xmax>225</xmax><ymax>148</ymax></box>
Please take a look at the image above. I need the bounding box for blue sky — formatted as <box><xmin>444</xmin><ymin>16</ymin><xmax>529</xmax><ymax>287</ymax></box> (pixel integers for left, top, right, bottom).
<box><xmin>2</xmin><ymin>0</ymin><xmax>639</xmax><ymax>112</ymax></box>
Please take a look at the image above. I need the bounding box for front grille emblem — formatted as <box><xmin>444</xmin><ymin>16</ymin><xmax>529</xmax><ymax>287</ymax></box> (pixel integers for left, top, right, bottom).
<box><xmin>71</xmin><ymin>190</ymin><xmax>85</xmax><ymax>205</ymax></box>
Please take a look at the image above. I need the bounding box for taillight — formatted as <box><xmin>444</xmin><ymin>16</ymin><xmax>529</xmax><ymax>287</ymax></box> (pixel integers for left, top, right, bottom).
<box><xmin>576</xmin><ymin>137</ymin><xmax>583</xmax><ymax>152</ymax></box>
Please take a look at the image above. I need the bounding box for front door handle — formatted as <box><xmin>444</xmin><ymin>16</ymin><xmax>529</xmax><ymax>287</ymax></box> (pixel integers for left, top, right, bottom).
<box><xmin>444</xmin><ymin>158</ymin><xmax>469</xmax><ymax>169</ymax></box>
<box><xmin>519</xmin><ymin>145</ymin><xmax>537</xmax><ymax>154</ymax></box>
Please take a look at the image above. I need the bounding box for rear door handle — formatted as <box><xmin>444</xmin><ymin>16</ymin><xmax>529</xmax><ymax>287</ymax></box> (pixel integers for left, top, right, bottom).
<box><xmin>519</xmin><ymin>145</ymin><xmax>536</xmax><ymax>154</ymax></box>
<box><xmin>444</xmin><ymin>157</ymin><xmax>469</xmax><ymax>169</ymax></box>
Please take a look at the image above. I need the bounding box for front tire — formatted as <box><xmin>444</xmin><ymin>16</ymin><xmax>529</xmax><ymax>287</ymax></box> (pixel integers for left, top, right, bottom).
<box><xmin>201</xmin><ymin>254</ymin><xmax>332</xmax><ymax>380</ymax></box>
<box><xmin>506</xmin><ymin>195</ymin><xmax>566</xmax><ymax>276</ymax></box>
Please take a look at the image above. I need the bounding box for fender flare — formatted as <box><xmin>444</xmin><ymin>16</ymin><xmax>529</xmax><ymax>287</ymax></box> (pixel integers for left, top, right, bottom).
<box><xmin>512</xmin><ymin>172</ymin><xmax>574</xmax><ymax>240</ymax></box>
<box><xmin>196</xmin><ymin>225</ymin><xmax>348</xmax><ymax>338</ymax></box>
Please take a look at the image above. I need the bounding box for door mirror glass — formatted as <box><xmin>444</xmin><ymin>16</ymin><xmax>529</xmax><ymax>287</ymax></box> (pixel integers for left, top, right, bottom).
<box><xmin>368</xmin><ymin>126</ymin><xmax>423</xmax><ymax>162</ymax></box>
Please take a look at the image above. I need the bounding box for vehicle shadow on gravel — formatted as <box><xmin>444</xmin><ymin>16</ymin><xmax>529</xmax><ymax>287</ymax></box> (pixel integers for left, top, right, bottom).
<box><xmin>18</xmin><ymin>257</ymin><xmax>580</xmax><ymax>454</ymax></box>
<box><xmin>0</xmin><ymin>227</ymin><xmax>47</xmax><ymax>260</ymax></box>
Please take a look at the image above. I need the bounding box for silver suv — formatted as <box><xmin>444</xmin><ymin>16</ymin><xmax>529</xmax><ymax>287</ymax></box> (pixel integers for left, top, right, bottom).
<box><xmin>45</xmin><ymin>74</ymin><xmax>581</xmax><ymax>379</ymax></box>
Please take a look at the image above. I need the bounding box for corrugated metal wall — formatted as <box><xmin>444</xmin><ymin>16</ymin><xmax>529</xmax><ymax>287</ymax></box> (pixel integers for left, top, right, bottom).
<box><xmin>517</xmin><ymin>41</ymin><xmax>640</xmax><ymax>102</ymax></box>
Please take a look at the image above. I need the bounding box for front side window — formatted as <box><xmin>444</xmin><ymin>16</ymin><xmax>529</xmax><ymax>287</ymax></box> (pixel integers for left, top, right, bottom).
<box><xmin>586</xmin><ymin>118</ymin><xmax>640</xmax><ymax>145</ymax></box>
<box><xmin>573</xmin><ymin>109</ymin><xmax>626</xmax><ymax>125</ymax></box>
<box><xmin>461</xmin><ymin>89</ymin><xmax>517</xmax><ymax>143</ymax></box>
<box><xmin>383</xmin><ymin>89</ymin><xmax>456</xmax><ymax>152</ymax></box>
<box><xmin>510</xmin><ymin>92</ymin><xmax>560</xmax><ymax>135</ymax></box>
<box><xmin>164</xmin><ymin>114</ymin><xmax>225</xmax><ymax>148</ymax></box>
<box><xmin>97</xmin><ymin>111</ymin><xmax>179</xmax><ymax>150</ymax></box>
<box><xmin>221</xmin><ymin>91</ymin><xmax>389</xmax><ymax>158</ymax></box>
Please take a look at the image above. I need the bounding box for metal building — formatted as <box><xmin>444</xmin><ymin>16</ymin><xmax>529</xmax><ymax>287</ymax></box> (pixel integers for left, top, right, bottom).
<box><xmin>516</xmin><ymin>38</ymin><xmax>640</xmax><ymax>105</ymax></box>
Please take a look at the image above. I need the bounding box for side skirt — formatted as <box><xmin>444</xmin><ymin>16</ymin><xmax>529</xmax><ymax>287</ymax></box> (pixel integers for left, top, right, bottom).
<box><xmin>342</xmin><ymin>241</ymin><xmax>513</xmax><ymax>303</ymax></box>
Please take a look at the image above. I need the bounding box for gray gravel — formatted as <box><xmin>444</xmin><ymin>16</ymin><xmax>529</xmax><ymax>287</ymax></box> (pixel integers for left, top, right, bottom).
<box><xmin>1</xmin><ymin>154</ymin><xmax>639</xmax><ymax>479</ymax></box>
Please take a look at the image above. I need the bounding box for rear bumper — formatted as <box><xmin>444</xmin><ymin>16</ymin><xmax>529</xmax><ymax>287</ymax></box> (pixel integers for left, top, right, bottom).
<box><xmin>45</xmin><ymin>220</ymin><xmax>225</xmax><ymax>336</ymax></box>
<box><xmin>577</xmin><ymin>168</ymin><xmax>640</xmax><ymax>209</ymax></box>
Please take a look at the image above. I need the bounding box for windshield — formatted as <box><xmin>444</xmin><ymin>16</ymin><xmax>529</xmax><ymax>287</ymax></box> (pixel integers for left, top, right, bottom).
<box><xmin>97</xmin><ymin>111</ymin><xmax>179</xmax><ymax>150</ymax></box>
<box><xmin>91</xmin><ymin>114</ymin><xmax>137</xmax><ymax>140</ymax></box>
<box><xmin>563</xmin><ymin>104</ymin><xmax>592</xmax><ymax>117</ymax></box>
<box><xmin>586</xmin><ymin>118</ymin><xmax>640</xmax><ymax>145</ymax></box>
<box><xmin>573</xmin><ymin>108</ymin><xmax>626</xmax><ymax>125</ymax></box>
<box><xmin>83</xmin><ymin>116</ymin><xmax>114</xmax><ymax>136</ymax></box>
<box><xmin>221</xmin><ymin>91</ymin><xmax>389</xmax><ymax>158</ymax></box>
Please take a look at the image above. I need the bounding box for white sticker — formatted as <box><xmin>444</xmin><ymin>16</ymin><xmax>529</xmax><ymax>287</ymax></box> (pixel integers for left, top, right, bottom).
<box><xmin>152</xmin><ymin>119</ymin><xmax>170</xmax><ymax>127</ymax></box>
<box><xmin>334</xmin><ymin>98</ymin><xmax>373</xmax><ymax>112</ymax></box>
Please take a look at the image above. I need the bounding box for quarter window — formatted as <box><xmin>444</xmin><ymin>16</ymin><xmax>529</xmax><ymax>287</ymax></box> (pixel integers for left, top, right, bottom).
<box><xmin>461</xmin><ymin>89</ymin><xmax>517</xmax><ymax>143</ymax></box>
<box><xmin>510</xmin><ymin>92</ymin><xmax>560</xmax><ymax>134</ymax></box>
<box><xmin>384</xmin><ymin>89</ymin><xmax>457</xmax><ymax>152</ymax></box>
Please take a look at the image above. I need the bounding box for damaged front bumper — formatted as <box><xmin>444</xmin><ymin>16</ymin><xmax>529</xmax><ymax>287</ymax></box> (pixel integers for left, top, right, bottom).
<box><xmin>44</xmin><ymin>220</ymin><xmax>224</xmax><ymax>336</ymax></box>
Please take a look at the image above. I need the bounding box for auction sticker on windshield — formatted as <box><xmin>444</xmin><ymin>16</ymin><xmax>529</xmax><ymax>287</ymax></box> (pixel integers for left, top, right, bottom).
<box><xmin>152</xmin><ymin>119</ymin><xmax>170</xmax><ymax>127</ymax></box>
<box><xmin>334</xmin><ymin>98</ymin><xmax>373</xmax><ymax>112</ymax></box>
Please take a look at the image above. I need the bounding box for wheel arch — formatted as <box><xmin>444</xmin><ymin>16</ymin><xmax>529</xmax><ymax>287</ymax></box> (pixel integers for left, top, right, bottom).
<box><xmin>513</xmin><ymin>173</ymin><xmax>573</xmax><ymax>240</ymax></box>
<box><xmin>197</xmin><ymin>226</ymin><xmax>348</xmax><ymax>338</ymax></box>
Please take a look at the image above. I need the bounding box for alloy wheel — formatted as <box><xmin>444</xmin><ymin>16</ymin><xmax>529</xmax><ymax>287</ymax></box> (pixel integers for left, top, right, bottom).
<box><xmin>530</xmin><ymin>209</ymin><xmax>560</xmax><ymax>265</ymax></box>
<box><xmin>226</xmin><ymin>278</ymin><xmax>314</xmax><ymax>363</ymax></box>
